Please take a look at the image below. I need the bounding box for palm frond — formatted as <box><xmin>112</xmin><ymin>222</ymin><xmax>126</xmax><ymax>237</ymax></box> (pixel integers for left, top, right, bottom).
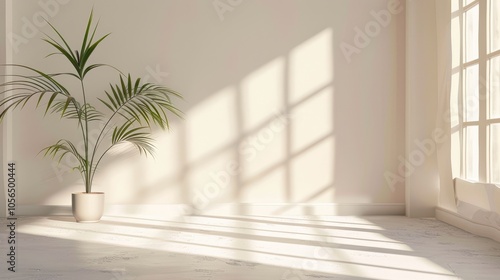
<box><xmin>111</xmin><ymin>120</ymin><xmax>155</xmax><ymax>156</ymax></box>
<box><xmin>98</xmin><ymin>74</ymin><xmax>183</xmax><ymax>130</ymax></box>
<box><xmin>53</xmin><ymin>102</ymin><xmax>103</xmax><ymax>123</ymax></box>
<box><xmin>41</xmin><ymin>139</ymin><xmax>86</xmax><ymax>168</ymax></box>
<box><xmin>43</xmin><ymin>9</ymin><xmax>110</xmax><ymax>79</ymax></box>
<box><xmin>0</xmin><ymin>66</ymin><xmax>75</xmax><ymax>122</ymax></box>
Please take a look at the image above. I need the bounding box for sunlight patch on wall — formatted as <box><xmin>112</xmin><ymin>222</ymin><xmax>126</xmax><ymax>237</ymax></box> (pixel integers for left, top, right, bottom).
<box><xmin>241</xmin><ymin>57</ymin><xmax>285</xmax><ymax>131</ymax></box>
<box><xmin>291</xmin><ymin>137</ymin><xmax>334</xmax><ymax>203</ymax></box>
<box><xmin>170</xmin><ymin>28</ymin><xmax>335</xmax><ymax>207</ymax></box>
<box><xmin>188</xmin><ymin>149</ymin><xmax>236</xmax><ymax>210</ymax></box>
<box><xmin>241</xmin><ymin>126</ymin><xmax>286</xmax><ymax>183</ymax></box>
<box><xmin>137</xmin><ymin>126</ymin><xmax>181</xmax><ymax>186</ymax></box>
<box><xmin>291</xmin><ymin>86</ymin><xmax>333</xmax><ymax>154</ymax></box>
<box><xmin>186</xmin><ymin>87</ymin><xmax>237</xmax><ymax>163</ymax></box>
<box><xmin>289</xmin><ymin>28</ymin><xmax>333</xmax><ymax>104</ymax></box>
<box><xmin>240</xmin><ymin>167</ymin><xmax>286</xmax><ymax>203</ymax></box>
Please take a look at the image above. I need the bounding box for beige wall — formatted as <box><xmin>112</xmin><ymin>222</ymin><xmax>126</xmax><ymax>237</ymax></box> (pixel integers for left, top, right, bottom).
<box><xmin>0</xmin><ymin>0</ymin><xmax>6</xmax><ymax>218</ymax></box>
<box><xmin>6</xmin><ymin>0</ymin><xmax>406</xmax><ymax>215</ymax></box>
<box><xmin>405</xmin><ymin>0</ymin><xmax>439</xmax><ymax>217</ymax></box>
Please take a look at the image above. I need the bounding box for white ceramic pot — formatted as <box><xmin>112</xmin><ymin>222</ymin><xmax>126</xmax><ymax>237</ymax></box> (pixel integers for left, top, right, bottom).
<box><xmin>72</xmin><ymin>192</ymin><xmax>105</xmax><ymax>223</ymax></box>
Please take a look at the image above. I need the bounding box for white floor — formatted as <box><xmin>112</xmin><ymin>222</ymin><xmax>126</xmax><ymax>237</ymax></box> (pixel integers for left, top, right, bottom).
<box><xmin>1</xmin><ymin>215</ymin><xmax>500</xmax><ymax>280</ymax></box>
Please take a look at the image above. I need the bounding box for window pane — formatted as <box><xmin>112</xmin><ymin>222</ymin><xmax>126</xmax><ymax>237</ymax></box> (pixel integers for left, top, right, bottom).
<box><xmin>451</xmin><ymin>72</ymin><xmax>461</xmax><ymax>126</ymax></box>
<box><xmin>452</xmin><ymin>16</ymin><xmax>461</xmax><ymax>68</ymax></box>
<box><xmin>452</xmin><ymin>0</ymin><xmax>460</xmax><ymax>12</ymax></box>
<box><xmin>489</xmin><ymin>56</ymin><xmax>500</xmax><ymax>118</ymax></box>
<box><xmin>466</xmin><ymin>126</ymin><xmax>479</xmax><ymax>181</ymax></box>
<box><xmin>464</xmin><ymin>64</ymin><xmax>479</xmax><ymax>121</ymax></box>
<box><xmin>451</xmin><ymin>130</ymin><xmax>461</xmax><ymax>178</ymax></box>
<box><xmin>490</xmin><ymin>124</ymin><xmax>500</xmax><ymax>183</ymax></box>
<box><xmin>491</xmin><ymin>0</ymin><xmax>500</xmax><ymax>53</ymax></box>
<box><xmin>464</xmin><ymin>0</ymin><xmax>476</xmax><ymax>6</ymax></box>
<box><xmin>465</xmin><ymin>5</ymin><xmax>479</xmax><ymax>62</ymax></box>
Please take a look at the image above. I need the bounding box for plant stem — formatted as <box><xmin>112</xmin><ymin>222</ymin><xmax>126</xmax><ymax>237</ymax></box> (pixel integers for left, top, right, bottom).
<box><xmin>80</xmin><ymin>80</ymin><xmax>90</xmax><ymax>193</ymax></box>
<box><xmin>88</xmin><ymin>88</ymin><xmax>136</xmax><ymax>184</ymax></box>
<box><xmin>88</xmin><ymin>114</ymin><xmax>113</xmax><ymax>187</ymax></box>
<box><xmin>89</xmin><ymin>97</ymin><xmax>124</xmax><ymax>169</ymax></box>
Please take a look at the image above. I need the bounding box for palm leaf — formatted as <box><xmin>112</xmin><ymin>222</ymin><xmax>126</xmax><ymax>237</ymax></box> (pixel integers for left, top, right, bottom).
<box><xmin>111</xmin><ymin>121</ymin><xmax>155</xmax><ymax>156</ymax></box>
<box><xmin>98</xmin><ymin>74</ymin><xmax>183</xmax><ymax>130</ymax></box>
<box><xmin>42</xmin><ymin>9</ymin><xmax>110</xmax><ymax>79</ymax></box>
<box><xmin>41</xmin><ymin>139</ymin><xmax>86</xmax><ymax>167</ymax></box>
<box><xmin>0</xmin><ymin>66</ymin><xmax>76</xmax><ymax>122</ymax></box>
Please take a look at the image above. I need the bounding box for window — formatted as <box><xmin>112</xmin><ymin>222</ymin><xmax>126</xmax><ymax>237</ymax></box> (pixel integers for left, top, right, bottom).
<box><xmin>453</xmin><ymin>0</ymin><xmax>500</xmax><ymax>183</ymax></box>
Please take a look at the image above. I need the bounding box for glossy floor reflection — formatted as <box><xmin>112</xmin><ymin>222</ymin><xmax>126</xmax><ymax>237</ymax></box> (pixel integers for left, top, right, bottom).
<box><xmin>1</xmin><ymin>215</ymin><xmax>500</xmax><ymax>279</ymax></box>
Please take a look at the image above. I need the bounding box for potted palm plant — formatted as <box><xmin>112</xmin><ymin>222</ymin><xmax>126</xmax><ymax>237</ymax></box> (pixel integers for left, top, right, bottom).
<box><xmin>0</xmin><ymin>11</ymin><xmax>182</xmax><ymax>222</ymax></box>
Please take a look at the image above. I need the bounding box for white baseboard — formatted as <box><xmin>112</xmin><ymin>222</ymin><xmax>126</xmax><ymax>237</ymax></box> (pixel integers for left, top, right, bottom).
<box><xmin>16</xmin><ymin>203</ymin><xmax>405</xmax><ymax>218</ymax></box>
<box><xmin>211</xmin><ymin>203</ymin><xmax>406</xmax><ymax>216</ymax></box>
<box><xmin>436</xmin><ymin>206</ymin><xmax>500</xmax><ymax>243</ymax></box>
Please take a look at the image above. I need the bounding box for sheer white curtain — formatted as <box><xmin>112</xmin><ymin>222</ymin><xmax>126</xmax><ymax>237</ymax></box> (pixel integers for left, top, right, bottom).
<box><xmin>435</xmin><ymin>0</ymin><xmax>456</xmax><ymax>212</ymax></box>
